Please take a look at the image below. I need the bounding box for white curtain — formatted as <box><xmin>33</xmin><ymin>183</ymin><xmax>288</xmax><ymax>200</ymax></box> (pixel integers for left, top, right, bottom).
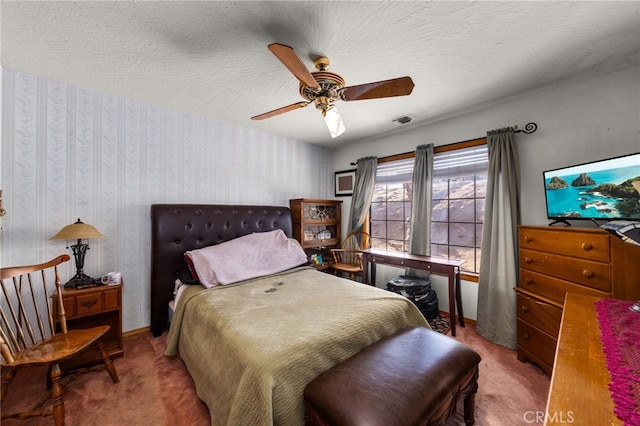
<box><xmin>407</xmin><ymin>144</ymin><xmax>434</xmax><ymax>277</ymax></box>
<box><xmin>477</xmin><ymin>128</ymin><xmax>521</xmax><ymax>350</ymax></box>
<box><xmin>348</xmin><ymin>157</ymin><xmax>378</xmax><ymax>233</ymax></box>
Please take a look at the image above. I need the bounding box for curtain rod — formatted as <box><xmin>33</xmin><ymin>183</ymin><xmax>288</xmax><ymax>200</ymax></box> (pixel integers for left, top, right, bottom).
<box><xmin>350</xmin><ymin>122</ymin><xmax>538</xmax><ymax>165</ymax></box>
<box><xmin>514</xmin><ymin>122</ymin><xmax>538</xmax><ymax>134</ymax></box>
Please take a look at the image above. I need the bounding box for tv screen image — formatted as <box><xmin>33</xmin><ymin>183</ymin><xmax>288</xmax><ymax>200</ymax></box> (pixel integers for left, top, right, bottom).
<box><xmin>543</xmin><ymin>152</ymin><xmax>640</xmax><ymax>222</ymax></box>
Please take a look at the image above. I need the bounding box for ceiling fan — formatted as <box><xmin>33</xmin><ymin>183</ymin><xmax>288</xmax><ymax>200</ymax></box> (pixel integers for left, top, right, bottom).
<box><xmin>251</xmin><ymin>43</ymin><xmax>415</xmax><ymax>138</ymax></box>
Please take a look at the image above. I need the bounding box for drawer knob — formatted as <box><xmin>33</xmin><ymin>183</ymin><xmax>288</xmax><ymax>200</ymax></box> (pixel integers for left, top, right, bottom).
<box><xmin>523</xmin><ymin>333</ymin><xmax>530</xmax><ymax>340</ymax></box>
<box><xmin>81</xmin><ymin>299</ymin><xmax>98</xmax><ymax>308</ymax></box>
<box><xmin>521</xmin><ymin>306</ymin><xmax>529</xmax><ymax>313</ymax></box>
<box><xmin>524</xmin><ymin>277</ymin><xmax>533</xmax><ymax>285</ymax></box>
<box><xmin>582</xmin><ymin>243</ymin><xmax>593</xmax><ymax>251</ymax></box>
<box><xmin>524</xmin><ymin>236</ymin><xmax>532</xmax><ymax>243</ymax></box>
<box><xmin>524</xmin><ymin>257</ymin><xmax>532</xmax><ymax>264</ymax></box>
<box><xmin>582</xmin><ymin>270</ymin><xmax>594</xmax><ymax>278</ymax></box>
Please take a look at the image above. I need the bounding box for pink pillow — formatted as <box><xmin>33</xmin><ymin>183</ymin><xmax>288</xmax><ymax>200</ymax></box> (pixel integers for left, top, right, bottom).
<box><xmin>184</xmin><ymin>230</ymin><xmax>308</xmax><ymax>288</ymax></box>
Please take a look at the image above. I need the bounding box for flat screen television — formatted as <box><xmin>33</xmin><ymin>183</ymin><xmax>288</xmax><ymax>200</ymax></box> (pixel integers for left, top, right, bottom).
<box><xmin>543</xmin><ymin>152</ymin><xmax>640</xmax><ymax>224</ymax></box>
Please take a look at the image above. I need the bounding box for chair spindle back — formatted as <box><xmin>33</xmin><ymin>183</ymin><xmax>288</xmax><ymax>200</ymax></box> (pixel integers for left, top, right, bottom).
<box><xmin>0</xmin><ymin>255</ymin><xmax>70</xmax><ymax>364</ymax></box>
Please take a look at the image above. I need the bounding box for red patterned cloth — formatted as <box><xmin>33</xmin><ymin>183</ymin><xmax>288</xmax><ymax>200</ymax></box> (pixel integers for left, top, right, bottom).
<box><xmin>596</xmin><ymin>298</ymin><xmax>640</xmax><ymax>425</ymax></box>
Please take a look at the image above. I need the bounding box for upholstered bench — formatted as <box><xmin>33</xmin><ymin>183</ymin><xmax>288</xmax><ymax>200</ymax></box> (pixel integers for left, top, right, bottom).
<box><xmin>304</xmin><ymin>326</ymin><xmax>481</xmax><ymax>426</ymax></box>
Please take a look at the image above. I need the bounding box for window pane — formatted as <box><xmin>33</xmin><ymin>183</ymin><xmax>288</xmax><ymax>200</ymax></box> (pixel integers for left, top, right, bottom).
<box><xmin>432</xmin><ymin>199</ymin><xmax>448</xmax><ymax>221</ymax></box>
<box><xmin>387</xmin><ymin>182</ymin><xmax>404</xmax><ymax>200</ymax></box>
<box><xmin>387</xmin><ymin>221</ymin><xmax>406</xmax><ymax>241</ymax></box>
<box><xmin>387</xmin><ymin>201</ymin><xmax>406</xmax><ymax>221</ymax></box>
<box><xmin>476</xmin><ymin>175</ymin><xmax>487</xmax><ymax>198</ymax></box>
<box><xmin>432</xmin><ymin>179</ymin><xmax>448</xmax><ymax>199</ymax></box>
<box><xmin>451</xmin><ymin>246</ymin><xmax>475</xmax><ymax>272</ymax></box>
<box><xmin>371</xmin><ymin>237</ymin><xmax>387</xmax><ymax>250</ymax></box>
<box><xmin>431</xmin><ymin>243</ymin><xmax>448</xmax><ymax>258</ymax></box>
<box><xmin>386</xmin><ymin>239</ymin><xmax>405</xmax><ymax>252</ymax></box>
<box><xmin>450</xmin><ymin>199</ymin><xmax>474</xmax><ymax>222</ymax></box>
<box><xmin>404</xmin><ymin>221</ymin><xmax>411</xmax><ymax>243</ymax></box>
<box><xmin>475</xmin><ymin>223</ymin><xmax>483</xmax><ymax>247</ymax></box>
<box><xmin>371</xmin><ymin>220</ymin><xmax>386</xmax><ymax>238</ymax></box>
<box><xmin>371</xmin><ymin>202</ymin><xmax>386</xmax><ymax>221</ymax></box>
<box><xmin>450</xmin><ymin>176</ymin><xmax>475</xmax><ymax>199</ymax></box>
<box><xmin>403</xmin><ymin>182</ymin><xmax>413</xmax><ymax>201</ymax></box>
<box><xmin>475</xmin><ymin>199</ymin><xmax>484</xmax><ymax>223</ymax></box>
<box><xmin>450</xmin><ymin>223</ymin><xmax>475</xmax><ymax>247</ymax></box>
<box><xmin>431</xmin><ymin>222</ymin><xmax>448</xmax><ymax>244</ymax></box>
<box><xmin>372</xmin><ymin>184</ymin><xmax>387</xmax><ymax>202</ymax></box>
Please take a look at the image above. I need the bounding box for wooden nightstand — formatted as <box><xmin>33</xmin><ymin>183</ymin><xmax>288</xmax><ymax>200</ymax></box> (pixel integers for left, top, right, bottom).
<box><xmin>53</xmin><ymin>283</ymin><xmax>124</xmax><ymax>369</ymax></box>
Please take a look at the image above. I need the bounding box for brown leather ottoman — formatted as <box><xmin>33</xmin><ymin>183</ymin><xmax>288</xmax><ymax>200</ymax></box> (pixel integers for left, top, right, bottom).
<box><xmin>304</xmin><ymin>326</ymin><xmax>481</xmax><ymax>426</ymax></box>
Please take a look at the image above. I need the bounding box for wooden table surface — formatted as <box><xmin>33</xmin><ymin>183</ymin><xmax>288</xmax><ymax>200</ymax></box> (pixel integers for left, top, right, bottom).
<box><xmin>545</xmin><ymin>292</ymin><xmax>621</xmax><ymax>425</ymax></box>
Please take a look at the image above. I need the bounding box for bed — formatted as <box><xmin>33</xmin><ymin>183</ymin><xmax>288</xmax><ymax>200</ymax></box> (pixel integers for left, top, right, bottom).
<box><xmin>150</xmin><ymin>204</ymin><xmax>429</xmax><ymax>425</ymax></box>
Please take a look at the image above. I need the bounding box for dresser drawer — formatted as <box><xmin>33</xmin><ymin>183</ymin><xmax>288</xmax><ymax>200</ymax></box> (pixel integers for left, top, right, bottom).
<box><xmin>59</xmin><ymin>286</ymin><xmax>122</xmax><ymax>319</ymax></box>
<box><xmin>519</xmin><ymin>269</ymin><xmax>611</xmax><ymax>304</ymax></box>
<box><xmin>519</xmin><ymin>227</ymin><xmax>609</xmax><ymax>262</ymax></box>
<box><xmin>104</xmin><ymin>288</ymin><xmax>120</xmax><ymax>310</ymax></box>
<box><xmin>517</xmin><ymin>319</ymin><xmax>557</xmax><ymax>368</ymax></box>
<box><xmin>76</xmin><ymin>293</ymin><xmax>104</xmax><ymax>316</ymax></box>
<box><xmin>516</xmin><ymin>291</ymin><xmax>562</xmax><ymax>337</ymax></box>
<box><xmin>520</xmin><ymin>249</ymin><xmax>610</xmax><ymax>291</ymax></box>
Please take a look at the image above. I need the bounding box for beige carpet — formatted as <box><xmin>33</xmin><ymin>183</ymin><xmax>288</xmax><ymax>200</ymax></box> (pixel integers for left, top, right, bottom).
<box><xmin>2</xmin><ymin>324</ymin><xmax>549</xmax><ymax>426</ymax></box>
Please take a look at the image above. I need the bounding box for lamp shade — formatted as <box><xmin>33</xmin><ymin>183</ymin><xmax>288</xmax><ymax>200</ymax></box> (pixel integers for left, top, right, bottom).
<box><xmin>51</xmin><ymin>218</ymin><xmax>104</xmax><ymax>240</ymax></box>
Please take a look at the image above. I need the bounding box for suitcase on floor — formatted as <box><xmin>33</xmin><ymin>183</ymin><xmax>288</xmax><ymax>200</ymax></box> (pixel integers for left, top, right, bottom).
<box><xmin>412</xmin><ymin>290</ymin><xmax>439</xmax><ymax>322</ymax></box>
<box><xmin>387</xmin><ymin>275</ymin><xmax>438</xmax><ymax>322</ymax></box>
<box><xmin>387</xmin><ymin>275</ymin><xmax>431</xmax><ymax>296</ymax></box>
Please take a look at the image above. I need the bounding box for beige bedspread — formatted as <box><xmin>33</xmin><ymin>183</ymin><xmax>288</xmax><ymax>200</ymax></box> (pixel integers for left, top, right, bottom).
<box><xmin>165</xmin><ymin>266</ymin><xmax>429</xmax><ymax>426</ymax></box>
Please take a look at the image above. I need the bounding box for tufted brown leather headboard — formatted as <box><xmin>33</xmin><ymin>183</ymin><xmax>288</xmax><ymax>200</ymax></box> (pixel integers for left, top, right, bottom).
<box><xmin>150</xmin><ymin>204</ymin><xmax>293</xmax><ymax>336</ymax></box>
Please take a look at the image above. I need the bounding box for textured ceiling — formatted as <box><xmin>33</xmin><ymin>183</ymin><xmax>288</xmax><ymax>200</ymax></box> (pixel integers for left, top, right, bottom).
<box><xmin>2</xmin><ymin>1</ymin><xmax>639</xmax><ymax>147</ymax></box>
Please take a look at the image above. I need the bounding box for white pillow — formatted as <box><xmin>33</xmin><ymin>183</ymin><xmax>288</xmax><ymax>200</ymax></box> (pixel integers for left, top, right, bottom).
<box><xmin>184</xmin><ymin>229</ymin><xmax>308</xmax><ymax>288</ymax></box>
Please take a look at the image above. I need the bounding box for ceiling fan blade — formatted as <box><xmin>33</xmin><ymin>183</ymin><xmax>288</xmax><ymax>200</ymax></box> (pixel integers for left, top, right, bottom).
<box><xmin>251</xmin><ymin>101</ymin><xmax>310</xmax><ymax>120</ymax></box>
<box><xmin>268</xmin><ymin>43</ymin><xmax>319</xmax><ymax>89</ymax></box>
<box><xmin>340</xmin><ymin>76</ymin><xmax>415</xmax><ymax>101</ymax></box>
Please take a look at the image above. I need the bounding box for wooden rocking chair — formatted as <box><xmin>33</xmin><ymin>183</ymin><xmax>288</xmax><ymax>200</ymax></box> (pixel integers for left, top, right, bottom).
<box><xmin>330</xmin><ymin>231</ymin><xmax>371</xmax><ymax>281</ymax></box>
<box><xmin>0</xmin><ymin>254</ymin><xmax>119</xmax><ymax>425</ymax></box>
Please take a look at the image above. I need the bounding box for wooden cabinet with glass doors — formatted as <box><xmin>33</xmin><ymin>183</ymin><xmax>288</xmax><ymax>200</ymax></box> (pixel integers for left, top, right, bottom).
<box><xmin>289</xmin><ymin>199</ymin><xmax>342</xmax><ymax>270</ymax></box>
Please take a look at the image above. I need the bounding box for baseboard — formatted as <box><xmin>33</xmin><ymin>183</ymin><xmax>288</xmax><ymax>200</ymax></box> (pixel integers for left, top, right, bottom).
<box><xmin>123</xmin><ymin>326</ymin><xmax>152</xmax><ymax>339</ymax></box>
<box><xmin>439</xmin><ymin>310</ymin><xmax>477</xmax><ymax>328</ymax></box>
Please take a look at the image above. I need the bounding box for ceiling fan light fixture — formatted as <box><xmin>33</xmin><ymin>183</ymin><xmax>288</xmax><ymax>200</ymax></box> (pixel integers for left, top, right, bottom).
<box><xmin>323</xmin><ymin>106</ymin><xmax>345</xmax><ymax>138</ymax></box>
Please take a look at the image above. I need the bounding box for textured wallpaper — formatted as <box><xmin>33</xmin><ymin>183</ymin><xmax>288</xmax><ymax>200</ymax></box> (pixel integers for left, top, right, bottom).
<box><xmin>1</xmin><ymin>68</ymin><xmax>334</xmax><ymax>331</ymax></box>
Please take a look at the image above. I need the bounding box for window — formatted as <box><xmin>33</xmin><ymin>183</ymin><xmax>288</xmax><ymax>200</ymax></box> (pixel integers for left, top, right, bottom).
<box><xmin>370</xmin><ymin>140</ymin><xmax>488</xmax><ymax>274</ymax></box>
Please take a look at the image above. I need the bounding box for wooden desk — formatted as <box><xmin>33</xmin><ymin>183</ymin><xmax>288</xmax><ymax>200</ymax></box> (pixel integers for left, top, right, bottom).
<box><xmin>361</xmin><ymin>249</ymin><xmax>465</xmax><ymax>336</ymax></box>
<box><xmin>545</xmin><ymin>292</ymin><xmax>620</xmax><ymax>425</ymax></box>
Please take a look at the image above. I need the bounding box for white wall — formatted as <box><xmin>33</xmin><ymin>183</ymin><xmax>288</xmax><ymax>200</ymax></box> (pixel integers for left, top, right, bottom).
<box><xmin>335</xmin><ymin>65</ymin><xmax>640</xmax><ymax>320</ymax></box>
<box><xmin>0</xmin><ymin>68</ymin><xmax>334</xmax><ymax>332</ymax></box>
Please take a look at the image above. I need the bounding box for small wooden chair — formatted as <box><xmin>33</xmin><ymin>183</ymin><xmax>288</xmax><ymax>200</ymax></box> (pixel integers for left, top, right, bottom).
<box><xmin>0</xmin><ymin>254</ymin><xmax>119</xmax><ymax>425</ymax></box>
<box><xmin>331</xmin><ymin>230</ymin><xmax>371</xmax><ymax>281</ymax></box>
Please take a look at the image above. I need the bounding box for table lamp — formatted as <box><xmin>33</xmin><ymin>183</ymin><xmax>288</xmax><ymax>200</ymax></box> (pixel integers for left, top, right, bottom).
<box><xmin>51</xmin><ymin>218</ymin><xmax>104</xmax><ymax>288</ymax></box>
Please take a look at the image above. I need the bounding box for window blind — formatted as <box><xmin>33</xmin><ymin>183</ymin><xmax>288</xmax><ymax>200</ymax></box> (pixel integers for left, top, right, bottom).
<box><xmin>375</xmin><ymin>144</ymin><xmax>488</xmax><ymax>183</ymax></box>
<box><xmin>375</xmin><ymin>158</ymin><xmax>414</xmax><ymax>183</ymax></box>
<box><xmin>433</xmin><ymin>144</ymin><xmax>488</xmax><ymax>179</ymax></box>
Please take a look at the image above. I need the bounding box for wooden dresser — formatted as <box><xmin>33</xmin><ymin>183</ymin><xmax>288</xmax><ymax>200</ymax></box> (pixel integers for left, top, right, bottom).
<box><xmin>516</xmin><ymin>225</ymin><xmax>640</xmax><ymax>375</ymax></box>
<box><xmin>545</xmin><ymin>292</ymin><xmax>621</xmax><ymax>425</ymax></box>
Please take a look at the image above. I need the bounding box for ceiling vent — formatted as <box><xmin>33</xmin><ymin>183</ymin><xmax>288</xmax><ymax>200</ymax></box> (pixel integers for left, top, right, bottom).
<box><xmin>392</xmin><ymin>114</ymin><xmax>415</xmax><ymax>125</ymax></box>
